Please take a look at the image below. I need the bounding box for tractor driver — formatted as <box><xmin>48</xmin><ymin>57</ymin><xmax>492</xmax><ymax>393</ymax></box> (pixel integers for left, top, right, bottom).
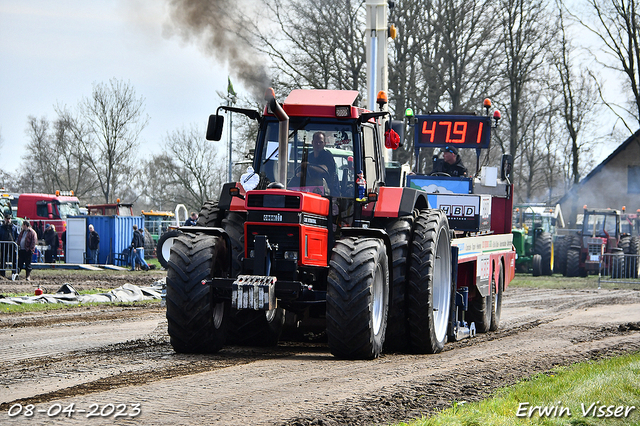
<box><xmin>431</xmin><ymin>145</ymin><xmax>468</xmax><ymax>177</ymax></box>
<box><xmin>298</xmin><ymin>132</ymin><xmax>340</xmax><ymax>195</ymax></box>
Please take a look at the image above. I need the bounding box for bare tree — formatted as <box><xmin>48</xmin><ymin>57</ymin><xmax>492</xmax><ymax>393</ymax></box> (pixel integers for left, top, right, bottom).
<box><xmin>577</xmin><ymin>0</ymin><xmax>640</xmax><ymax>131</ymax></box>
<box><xmin>497</xmin><ymin>0</ymin><xmax>554</xmax><ymax>159</ymax></box>
<box><xmin>153</xmin><ymin>124</ymin><xmax>227</xmax><ymax>211</ymax></box>
<box><xmin>78</xmin><ymin>78</ymin><xmax>149</xmax><ymax>203</ymax></box>
<box><xmin>252</xmin><ymin>0</ymin><xmax>366</xmax><ymax>94</ymax></box>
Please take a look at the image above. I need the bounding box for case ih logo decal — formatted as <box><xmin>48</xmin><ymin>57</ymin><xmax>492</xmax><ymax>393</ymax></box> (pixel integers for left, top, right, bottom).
<box><xmin>263</xmin><ymin>213</ymin><xmax>283</xmax><ymax>222</ymax></box>
<box><xmin>440</xmin><ymin>205</ymin><xmax>476</xmax><ymax>217</ymax></box>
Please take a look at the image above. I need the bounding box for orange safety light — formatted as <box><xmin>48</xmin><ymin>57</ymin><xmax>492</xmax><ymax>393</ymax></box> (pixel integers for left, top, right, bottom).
<box><xmin>55</xmin><ymin>190</ymin><xmax>60</xmax><ymax>196</ymax></box>
<box><xmin>117</xmin><ymin>198</ymin><xmax>121</xmax><ymax>203</ymax></box>
<box><xmin>493</xmin><ymin>110</ymin><xmax>501</xmax><ymax>120</ymax></box>
<box><xmin>484</xmin><ymin>98</ymin><xmax>492</xmax><ymax>108</ymax></box>
<box><xmin>622</xmin><ymin>206</ymin><xmax>626</xmax><ymax>212</ymax></box>
<box><xmin>388</xmin><ymin>24</ymin><xmax>397</xmax><ymax>40</ymax></box>
<box><xmin>376</xmin><ymin>91</ymin><xmax>388</xmax><ymax>109</ymax></box>
<box><xmin>583</xmin><ymin>205</ymin><xmax>588</xmax><ymax>209</ymax></box>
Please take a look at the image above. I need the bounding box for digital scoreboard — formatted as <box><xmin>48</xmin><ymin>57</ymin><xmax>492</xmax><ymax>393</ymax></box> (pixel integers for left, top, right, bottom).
<box><xmin>415</xmin><ymin>115</ymin><xmax>491</xmax><ymax>149</ymax></box>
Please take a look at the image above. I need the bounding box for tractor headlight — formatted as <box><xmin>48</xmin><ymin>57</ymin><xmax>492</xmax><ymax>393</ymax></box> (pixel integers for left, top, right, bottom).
<box><xmin>284</xmin><ymin>251</ymin><xmax>298</xmax><ymax>260</ymax></box>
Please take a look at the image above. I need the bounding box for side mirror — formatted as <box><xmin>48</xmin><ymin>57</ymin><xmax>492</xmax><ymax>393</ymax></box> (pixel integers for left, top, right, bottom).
<box><xmin>501</xmin><ymin>154</ymin><xmax>513</xmax><ymax>181</ymax></box>
<box><xmin>206</xmin><ymin>114</ymin><xmax>224</xmax><ymax>141</ymax></box>
<box><xmin>385</xmin><ymin>120</ymin><xmax>405</xmax><ymax>147</ymax></box>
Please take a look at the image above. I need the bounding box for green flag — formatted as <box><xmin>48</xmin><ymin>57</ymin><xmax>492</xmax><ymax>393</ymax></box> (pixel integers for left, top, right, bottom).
<box><xmin>227</xmin><ymin>77</ymin><xmax>237</xmax><ymax>97</ymax></box>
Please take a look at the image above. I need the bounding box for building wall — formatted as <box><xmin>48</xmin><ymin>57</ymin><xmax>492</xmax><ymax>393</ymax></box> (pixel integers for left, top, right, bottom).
<box><xmin>560</xmin><ymin>137</ymin><xmax>640</xmax><ymax>228</ymax></box>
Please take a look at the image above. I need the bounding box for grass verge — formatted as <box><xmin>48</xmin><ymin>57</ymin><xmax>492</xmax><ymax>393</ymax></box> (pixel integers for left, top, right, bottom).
<box><xmin>509</xmin><ymin>273</ymin><xmax>639</xmax><ymax>290</ymax></box>
<box><xmin>399</xmin><ymin>352</ymin><xmax>640</xmax><ymax>426</ymax></box>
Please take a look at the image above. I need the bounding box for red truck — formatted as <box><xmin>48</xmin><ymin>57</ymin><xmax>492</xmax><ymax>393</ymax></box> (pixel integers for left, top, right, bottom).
<box><xmin>17</xmin><ymin>192</ymin><xmax>81</xmax><ymax>256</ymax></box>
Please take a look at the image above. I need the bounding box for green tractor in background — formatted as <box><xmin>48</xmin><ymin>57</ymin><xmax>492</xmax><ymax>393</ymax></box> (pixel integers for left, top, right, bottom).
<box><xmin>512</xmin><ymin>204</ymin><xmax>565</xmax><ymax>276</ymax></box>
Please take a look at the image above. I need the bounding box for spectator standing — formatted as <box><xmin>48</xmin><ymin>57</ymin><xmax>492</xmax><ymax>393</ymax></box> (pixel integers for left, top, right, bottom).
<box><xmin>129</xmin><ymin>224</ymin><xmax>149</xmax><ymax>271</ymax></box>
<box><xmin>17</xmin><ymin>220</ymin><xmax>38</xmax><ymax>281</ymax></box>
<box><xmin>184</xmin><ymin>212</ymin><xmax>198</xmax><ymax>226</ymax></box>
<box><xmin>88</xmin><ymin>224</ymin><xmax>100</xmax><ymax>264</ymax></box>
<box><xmin>43</xmin><ymin>224</ymin><xmax>59</xmax><ymax>263</ymax></box>
<box><xmin>0</xmin><ymin>215</ymin><xmax>19</xmax><ymax>278</ymax></box>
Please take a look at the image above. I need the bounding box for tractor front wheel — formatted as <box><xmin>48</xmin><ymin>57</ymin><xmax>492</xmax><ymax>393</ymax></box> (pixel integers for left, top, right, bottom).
<box><xmin>327</xmin><ymin>237</ymin><xmax>389</xmax><ymax>359</ymax></box>
<box><xmin>166</xmin><ymin>233</ymin><xmax>229</xmax><ymax>353</ymax></box>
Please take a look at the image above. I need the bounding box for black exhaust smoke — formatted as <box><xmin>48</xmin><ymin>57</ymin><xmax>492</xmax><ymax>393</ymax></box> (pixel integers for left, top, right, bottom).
<box><xmin>165</xmin><ymin>0</ymin><xmax>271</xmax><ymax>99</ymax></box>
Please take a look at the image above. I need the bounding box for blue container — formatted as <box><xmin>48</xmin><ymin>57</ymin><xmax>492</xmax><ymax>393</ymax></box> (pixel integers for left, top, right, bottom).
<box><xmin>79</xmin><ymin>215</ymin><xmax>144</xmax><ymax>265</ymax></box>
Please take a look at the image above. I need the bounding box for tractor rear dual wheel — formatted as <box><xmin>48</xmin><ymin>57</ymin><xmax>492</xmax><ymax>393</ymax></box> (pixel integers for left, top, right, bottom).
<box><xmin>383</xmin><ymin>216</ymin><xmax>413</xmax><ymax>352</ymax></box>
<box><xmin>407</xmin><ymin>209</ymin><xmax>452</xmax><ymax>354</ymax></box>
<box><xmin>327</xmin><ymin>237</ymin><xmax>389</xmax><ymax>359</ymax></box>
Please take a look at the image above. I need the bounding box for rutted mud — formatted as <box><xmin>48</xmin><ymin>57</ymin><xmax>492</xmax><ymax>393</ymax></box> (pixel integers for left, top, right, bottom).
<box><xmin>1</xmin><ymin>278</ymin><xmax>639</xmax><ymax>425</ymax></box>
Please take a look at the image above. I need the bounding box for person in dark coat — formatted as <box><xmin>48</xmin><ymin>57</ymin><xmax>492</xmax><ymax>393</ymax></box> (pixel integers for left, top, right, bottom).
<box><xmin>43</xmin><ymin>224</ymin><xmax>59</xmax><ymax>263</ymax></box>
<box><xmin>184</xmin><ymin>212</ymin><xmax>198</xmax><ymax>226</ymax></box>
<box><xmin>431</xmin><ymin>145</ymin><xmax>468</xmax><ymax>177</ymax></box>
<box><xmin>17</xmin><ymin>220</ymin><xmax>38</xmax><ymax>281</ymax></box>
<box><xmin>0</xmin><ymin>215</ymin><xmax>19</xmax><ymax>277</ymax></box>
<box><xmin>88</xmin><ymin>224</ymin><xmax>100</xmax><ymax>264</ymax></box>
<box><xmin>129</xmin><ymin>225</ymin><xmax>149</xmax><ymax>271</ymax></box>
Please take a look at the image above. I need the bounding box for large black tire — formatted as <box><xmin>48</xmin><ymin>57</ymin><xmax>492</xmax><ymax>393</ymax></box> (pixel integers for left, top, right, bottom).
<box><xmin>157</xmin><ymin>229</ymin><xmax>181</xmax><ymax>269</ymax></box>
<box><xmin>407</xmin><ymin>209</ymin><xmax>452</xmax><ymax>354</ymax></box>
<box><xmin>621</xmin><ymin>236</ymin><xmax>640</xmax><ymax>278</ymax></box>
<box><xmin>383</xmin><ymin>216</ymin><xmax>413</xmax><ymax>352</ymax></box>
<box><xmin>326</xmin><ymin>237</ymin><xmax>389</xmax><ymax>359</ymax></box>
<box><xmin>166</xmin><ymin>233</ymin><xmax>229</xmax><ymax>353</ymax></box>
<box><xmin>469</xmin><ymin>280</ymin><xmax>492</xmax><ymax>333</ymax></box>
<box><xmin>532</xmin><ymin>254</ymin><xmax>542</xmax><ymax>277</ymax></box>
<box><xmin>534</xmin><ymin>231</ymin><xmax>553</xmax><ymax>275</ymax></box>
<box><xmin>565</xmin><ymin>247</ymin><xmax>581</xmax><ymax>277</ymax></box>
<box><xmin>221</xmin><ymin>212</ymin><xmax>245</xmax><ymax>277</ymax></box>
<box><xmin>554</xmin><ymin>235</ymin><xmax>567</xmax><ymax>275</ymax></box>
<box><xmin>489</xmin><ymin>262</ymin><xmax>504</xmax><ymax>331</ymax></box>
<box><xmin>197</xmin><ymin>200</ymin><xmax>222</xmax><ymax>227</ymax></box>
<box><xmin>610</xmin><ymin>249</ymin><xmax>625</xmax><ymax>278</ymax></box>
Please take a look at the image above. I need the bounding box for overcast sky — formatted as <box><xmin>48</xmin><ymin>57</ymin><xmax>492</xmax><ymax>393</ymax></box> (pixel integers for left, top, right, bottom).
<box><xmin>0</xmin><ymin>0</ymin><xmax>232</xmax><ymax>174</ymax></box>
<box><xmin>0</xmin><ymin>0</ymin><xmax>629</xmax><ymax>179</ymax></box>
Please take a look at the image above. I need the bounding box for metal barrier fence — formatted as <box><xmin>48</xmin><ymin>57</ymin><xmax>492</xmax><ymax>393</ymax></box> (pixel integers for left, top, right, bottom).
<box><xmin>598</xmin><ymin>252</ymin><xmax>640</xmax><ymax>288</ymax></box>
<box><xmin>0</xmin><ymin>241</ymin><xmax>19</xmax><ymax>280</ymax></box>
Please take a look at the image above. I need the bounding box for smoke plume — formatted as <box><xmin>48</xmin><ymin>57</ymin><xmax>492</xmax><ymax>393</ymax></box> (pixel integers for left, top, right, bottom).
<box><xmin>165</xmin><ymin>0</ymin><xmax>271</xmax><ymax>100</ymax></box>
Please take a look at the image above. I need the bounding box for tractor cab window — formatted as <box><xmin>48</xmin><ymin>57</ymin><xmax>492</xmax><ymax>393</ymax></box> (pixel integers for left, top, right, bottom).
<box><xmin>259</xmin><ymin>120</ymin><xmax>354</xmax><ymax>198</ymax></box>
<box><xmin>584</xmin><ymin>213</ymin><xmax>617</xmax><ymax>238</ymax></box>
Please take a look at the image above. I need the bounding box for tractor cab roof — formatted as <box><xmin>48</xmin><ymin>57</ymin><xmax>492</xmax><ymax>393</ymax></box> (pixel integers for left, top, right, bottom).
<box><xmin>265</xmin><ymin>89</ymin><xmax>368</xmax><ymax>119</ymax></box>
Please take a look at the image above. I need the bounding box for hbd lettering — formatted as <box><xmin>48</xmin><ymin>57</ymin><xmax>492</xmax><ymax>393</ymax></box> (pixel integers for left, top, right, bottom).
<box><xmin>516</xmin><ymin>402</ymin><xmax>636</xmax><ymax>418</ymax></box>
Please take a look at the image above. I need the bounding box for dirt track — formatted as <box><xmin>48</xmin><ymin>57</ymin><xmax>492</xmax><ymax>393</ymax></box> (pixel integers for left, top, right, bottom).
<box><xmin>1</xmin><ymin>274</ymin><xmax>639</xmax><ymax>425</ymax></box>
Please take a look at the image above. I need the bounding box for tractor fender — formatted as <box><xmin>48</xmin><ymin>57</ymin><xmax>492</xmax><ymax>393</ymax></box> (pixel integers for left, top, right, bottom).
<box><xmin>217</xmin><ymin>182</ymin><xmax>246</xmax><ymax>211</ymax></box>
<box><xmin>373</xmin><ymin>187</ymin><xmax>428</xmax><ymax>218</ymax></box>
<box><xmin>340</xmin><ymin>227</ymin><xmax>394</xmax><ymax>286</ymax></box>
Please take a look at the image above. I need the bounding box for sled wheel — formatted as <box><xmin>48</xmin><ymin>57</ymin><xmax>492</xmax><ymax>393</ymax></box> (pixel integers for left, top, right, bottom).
<box><xmin>489</xmin><ymin>262</ymin><xmax>504</xmax><ymax>331</ymax></box>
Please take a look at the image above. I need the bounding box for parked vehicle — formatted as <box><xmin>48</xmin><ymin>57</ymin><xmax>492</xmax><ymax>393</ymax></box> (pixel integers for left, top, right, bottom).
<box><xmin>565</xmin><ymin>208</ymin><xmax>625</xmax><ymax>277</ymax></box>
<box><xmin>17</xmin><ymin>191</ymin><xmax>81</xmax><ymax>259</ymax></box>
<box><xmin>512</xmin><ymin>204</ymin><xmax>564</xmax><ymax>276</ymax></box>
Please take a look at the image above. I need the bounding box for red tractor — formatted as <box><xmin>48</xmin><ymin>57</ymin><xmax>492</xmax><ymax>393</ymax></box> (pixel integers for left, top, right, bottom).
<box><xmin>165</xmin><ymin>89</ymin><xmax>515</xmax><ymax>359</ymax></box>
<box><xmin>565</xmin><ymin>208</ymin><xmax>626</xmax><ymax>277</ymax></box>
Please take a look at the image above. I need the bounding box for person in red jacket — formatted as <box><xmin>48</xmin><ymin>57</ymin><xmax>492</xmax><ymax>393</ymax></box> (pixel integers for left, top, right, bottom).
<box><xmin>17</xmin><ymin>220</ymin><xmax>38</xmax><ymax>281</ymax></box>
